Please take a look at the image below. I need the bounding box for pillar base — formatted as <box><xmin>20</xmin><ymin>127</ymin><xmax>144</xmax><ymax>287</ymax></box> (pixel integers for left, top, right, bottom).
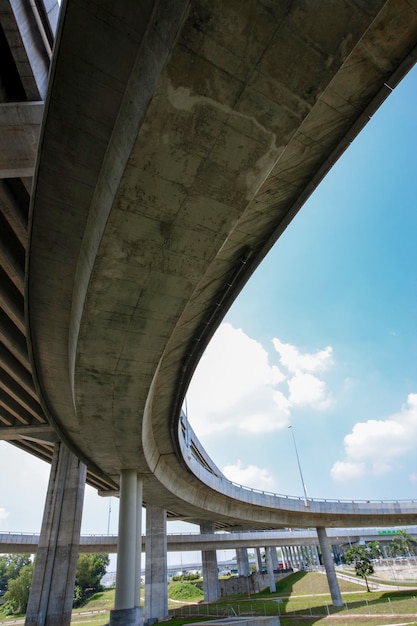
<box><xmin>109</xmin><ymin>606</ymin><xmax>142</xmax><ymax>625</ymax></box>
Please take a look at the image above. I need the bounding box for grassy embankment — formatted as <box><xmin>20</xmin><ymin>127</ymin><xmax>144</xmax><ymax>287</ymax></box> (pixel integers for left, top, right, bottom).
<box><xmin>67</xmin><ymin>571</ymin><xmax>417</xmax><ymax>626</ymax></box>
<box><xmin>1</xmin><ymin>572</ymin><xmax>416</xmax><ymax>626</ymax></box>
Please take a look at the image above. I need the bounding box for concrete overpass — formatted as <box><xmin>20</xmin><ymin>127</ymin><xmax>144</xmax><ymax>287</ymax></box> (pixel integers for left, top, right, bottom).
<box><xmin>2</xmin><ymin>526</ymin><xmax>416</xmax><ymax>554</ymax></box>
<box><xmin>1</xmin><ymin>1</ymin><xmax>417</xmax><ymax>624</ymax></box>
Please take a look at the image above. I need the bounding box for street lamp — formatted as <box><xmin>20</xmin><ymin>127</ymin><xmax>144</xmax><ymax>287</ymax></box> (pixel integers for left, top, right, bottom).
<box><xmin>288</xmin><ymin>425</ymin><xmax>309</xmax><ymax>506</ymax></box>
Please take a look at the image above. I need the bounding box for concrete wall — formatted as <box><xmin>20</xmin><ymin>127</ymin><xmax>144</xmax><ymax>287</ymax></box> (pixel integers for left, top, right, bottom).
<box><xmin>198</xmin><ymin>572</ymin><xmax>293</xmax><ymax>598</ymax></box>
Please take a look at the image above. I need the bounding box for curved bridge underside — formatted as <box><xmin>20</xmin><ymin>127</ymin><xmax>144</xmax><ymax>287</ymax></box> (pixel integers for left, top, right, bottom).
<box><xmin>25</xmin><ymin>0</ymin><xmax>417</xmax><ymax>529</ymax></box>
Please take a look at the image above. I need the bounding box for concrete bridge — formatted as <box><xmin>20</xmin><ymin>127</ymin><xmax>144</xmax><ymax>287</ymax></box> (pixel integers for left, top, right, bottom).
<box><xmin>2</xmin><ymin>526</ymin><xmax>416</xmax><ymax>554</ymax></box>
<box><xmin>1</xmin><ymin>1</ymin><xmax>417</xmax><ymax>624</ymax></box>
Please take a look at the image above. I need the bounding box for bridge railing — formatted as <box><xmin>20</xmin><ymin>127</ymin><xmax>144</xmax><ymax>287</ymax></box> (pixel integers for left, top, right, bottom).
<box><xmin>179</xmin><ymin>412</ymin><xmax>417</xmax><ymax>507</ymax></box>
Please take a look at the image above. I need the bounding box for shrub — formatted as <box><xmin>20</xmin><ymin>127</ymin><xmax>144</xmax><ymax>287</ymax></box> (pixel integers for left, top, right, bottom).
<box><xmin>168</xmin><ymin>581</ymin><xmax>204</xmax><ymax>601</ymax></box>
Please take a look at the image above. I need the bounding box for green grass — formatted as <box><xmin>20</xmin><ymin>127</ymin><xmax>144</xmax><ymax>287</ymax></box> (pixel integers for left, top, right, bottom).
<box><xmin>65</xmin><ymin>573</ymin><xmax>417</xmax><ymax>626</ymax></box>
<box><xmin>168</xmin><ymin>572</ymin><xmax>417</xmax><ymax>626</ymax></box>
<box><xmin>2</xmin><ymin>572</ymin><xmax>415</xmax><ymax>626</ymax></box>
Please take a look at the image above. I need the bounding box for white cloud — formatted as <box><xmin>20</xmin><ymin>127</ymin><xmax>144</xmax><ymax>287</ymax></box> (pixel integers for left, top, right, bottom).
<box><xmin>288</xmin><ymin>371</ymin><xmax>333</xmax><ymax>409</ymax></box>
<box><xmin>0</xmin><ymin>507</ymin><xmax>10</xmax><ymax>523</ymax></box>
<box><xmin>330</xmin><ymin>461</ymin><xmax>366</xmax><ymax>481</ymax></box>
<box><xmin>272</xmin><ymin>338</ymin><xmax>333</xmax><ymax>374</ymax></box>
<box><xmin>273</xmin><ymin>338</ymin><xmax>333</xmax><ymax>410</ymax></box>
<box><xmin>331</xmin><ymin>393</ymin><xmax>417</xmax><ymax>482</ymax></box>
<box><xmin>186</xmin><ymin>323</ymin><xmax>288</xmax><ymax>436</ymax></box>
<box><xmin>222</xmin><ymin>460</ymin><xmax>275</xmax><ymax>491</ymax></box>
<box><xmin>187</xmin><ymin>323</ymin><xmax>334</xmax><ymax>437</ymax></box>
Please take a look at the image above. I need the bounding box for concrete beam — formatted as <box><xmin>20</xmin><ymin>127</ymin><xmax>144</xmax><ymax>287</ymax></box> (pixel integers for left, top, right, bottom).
<box><xmin>0</xmin><ymin>423</ymin><xmax>57</xmax><ymax>441</ymax></box>
<box><xmin>0</xmin><ymin>102</ymin><xmax>43</xmax><ymax>178</ymax></box>
<box><xmin>3</xmin><ymin>0</ymin><xmax>51</xmax><ymax>99</ymax></box>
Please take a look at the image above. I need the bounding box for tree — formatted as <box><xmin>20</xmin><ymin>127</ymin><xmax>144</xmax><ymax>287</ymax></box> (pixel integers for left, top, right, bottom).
<box><xmin>2</xmin><ymin>562</ymin><xmax>34</xmax><ymax>615</ymax></box>
<box><xmin>367</xmin><ymin>541</ymin><xmax>383</xmax><ymax>560</ymax></box>
<box><xmin>73</xmin><ymin>553</ymin><xmax>109</xmax><ymax>607</ymax></box>
<box><xmin>0</xmin><ymin>555</ymin><xmax>31</xmax><ymax>593</ymax></box>
<box><xmin>345</xmin><ymin>545</ymin><xmax>374</xmax><ymax>592</ymax></box>
<box><xmin>389</xmin><ymin>530</ymin><xmax>417</xmax><ymax>557</ymax></box>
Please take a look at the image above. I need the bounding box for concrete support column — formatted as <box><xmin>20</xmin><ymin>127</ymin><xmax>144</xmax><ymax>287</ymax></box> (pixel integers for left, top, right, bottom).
<box><xmin>255</xmin><ymin>547</ymin><xmax>263</xmax><ymax>572</ymax></box>
<box><xmin>236</xmin><ymin>548</ymin><xmax>250</xmax><ymax>576</ymax></box>
<box><xmin>134</xmin><ymin>478</ymin><xmax>143</xmax><ymax>608</ymax></box>
<box><xmin>25</xmin><ymin>442</ymin><xmax>86</xmax><ymax>626</ymax></box>
<box><xmin>314</xmin><ymin>545</ymin><xmax>320</xmax><ymax>566</ymax></box>
<box><xmin>200</xmin><ymin>522</ymin><xmax>220</xmax><ymax>602</ymax></box>
<box><xmin>271</xmin><ymin>547</ymin><xmax>279</xmax><ymax>571</ymax></box>
<box><xmin>277</xmin><ymin>547</ymin><xmax>285</xmax><ymax>569</ymax></box>
<box><xmin>301</xmin><ymin>546</ymin><xmax>308</xmax><ymax>568</ymax></box>
<box><xmin>111</xmin><ymin>470</ymin><xmax>142</xmax><ymax>626</ymax></box>
<box><xmin>284</xmin><ymin>547</ymin><xmax>290</xmax><ymax>567</ymax></box>
<box><xmin>265</xmin><ymin>547</ymin><xmax>276</xmax><ymax>593</ymax></box>
<box><xmin>145</xmin><ymin>505</ymin><xmax>168</xmax><ymax>624</ymax></box>
<box><xmin>317</xmin><ymin>527</ymin><xmax>343</xmax><ymax>607</ymax></box>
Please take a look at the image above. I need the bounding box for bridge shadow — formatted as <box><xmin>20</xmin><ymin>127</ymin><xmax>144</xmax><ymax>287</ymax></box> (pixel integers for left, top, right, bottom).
<box><xmin>246</xmin><ymin>571</ymin><xmax>416</xmax><ymax>622</ymax></box>
<box><xmin>171</xmin><ymin>572</ymin><xmax>417</xmax><ymax>624</ymax></box>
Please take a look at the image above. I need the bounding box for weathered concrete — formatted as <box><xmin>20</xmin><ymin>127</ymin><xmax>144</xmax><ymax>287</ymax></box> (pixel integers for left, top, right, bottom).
<box><xmin>265</xmin><ymin>547</ymin><xmax>276</xmax><ymax>593</ymax></box>
<box><xmin>1</xmin><ymin>0</ymin><xmax>52</xmax><ymax>99</ymax></box>
<box><xmin>219</xmin><ymin>572</ymin><xmax>291</xmax><ymax>597</ymax></box>
<box><xmin>25</xmin><ymin>442</ymin><xmax>86</xmax><ymax>626</ymax></box>
<box><xmin>145</xmin><ymin>505</ymin><xmax>168</xmax><ymax>624</ymax></box>
<box><xmin>317</xmin><ymin>527</ymin><xmax>342</xmax><ymax>607</ymax></box>
<box><xmin>236</xmin><ymin>547</ymin><xmax>250</xmax><ymax>577</ymax></box>
<box><xmin>0</xmin><ymin>102</ymin><xmax>43</xmax><ymax>177</ymax></box>
<box><xmin>200</xmin><ymin>521</ymin><xmax>221</xmax><ymax>602</ymax></box>
<box><xmin>25</xmin><ymin>0</ymin><xmax>417</xmax><ymax>530</ymax></box>
<box><xmin>271</xmin><ymin>547</ymin><xmax>279</xmax><ymax>571</ymax></box>
<box><xmin>109</xmin><ymin>607</ymin><xmax>142</xmax><ymax>626</ymax></box>
<box><xmin>1</xmin><ymin>2</ymin><xmax>417</xmax><ymax>621</ymax></box>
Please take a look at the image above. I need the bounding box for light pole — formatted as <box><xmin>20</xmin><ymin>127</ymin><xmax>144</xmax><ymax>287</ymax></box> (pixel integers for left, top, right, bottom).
<box><xmin>107</xmin><ymin>497</ymin><xmax>112</xmax><ymax>534</ymax></box>
<box><xmin>288</xmin><ymin>425</ymin><xmax>309</xmax><ymax>506</ymax></box>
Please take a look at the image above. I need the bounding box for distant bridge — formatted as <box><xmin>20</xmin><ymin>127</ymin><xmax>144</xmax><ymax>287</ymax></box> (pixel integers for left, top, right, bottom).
<box><xmin>2</xmin><ymin>526</ymin><xmax>416</xmax><ymax>554</ymax></box>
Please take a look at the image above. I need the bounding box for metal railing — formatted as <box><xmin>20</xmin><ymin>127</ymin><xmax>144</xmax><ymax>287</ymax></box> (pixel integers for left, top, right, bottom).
<box><xmin>179</xmin><ymin>413</ymin><xmax>417</xmax><ymax>507</ymax></box>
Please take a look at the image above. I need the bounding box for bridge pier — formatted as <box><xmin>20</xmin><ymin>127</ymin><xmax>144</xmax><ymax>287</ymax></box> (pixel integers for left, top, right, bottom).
<box><xmin>145</xmin><ymin>505</ymin><xmax>168</xmax><ymax>624</ymax></box>
<box><xmin>200</xmin><ymin>522</ymin><xmax>220</xmax><ymax>602</ymax></box>
<box><xmin>317</xmin><ymin>527</ymin><xmax>343</xmax><ymax>606</ymax></box>
<box><xmin>271</xmin><ymin>547</ymin><xmax>279</xmax><ymax>570</ymax></box>
<box><xmin>265</xmin><ymin>547</ymin><xmax>276</xmax><ymax>593</ymax></box>
<box><xmin>236</xmin><ymin>547</ymin><xmax>250</xmax><ymax>576</ymax></box>
<box><xmin>110</xmin><ymin>470</ymin><xmax>142</xmax><ymax>626</ymax></box>
<box><xmin>25</xmin><ymin>442</ymin><xmax>86</xmax><ymax>626</ymax></box>
<box><xmin>255</xmin><ymin>547</ymin><xmax>263</xmax><ymax>572</ymax></box>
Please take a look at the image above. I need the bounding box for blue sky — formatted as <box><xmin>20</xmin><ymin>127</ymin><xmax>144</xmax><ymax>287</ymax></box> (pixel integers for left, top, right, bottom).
<box><xmin>0</xmin><ymin>65</ymin><xmax>416</xmax><ymax>545</ymax></box>
<box><xmin>187</xmin><ymin>64</ymin><xmax>417</xmax><ymax>503</ymax></box>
